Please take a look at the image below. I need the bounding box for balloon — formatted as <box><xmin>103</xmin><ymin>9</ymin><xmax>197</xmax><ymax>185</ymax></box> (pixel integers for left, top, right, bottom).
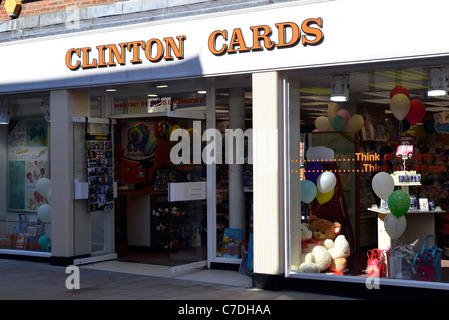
<box><xmin>384</xmin><ymin>214</ymin><xmax>407</xmax><ymax>240</ymax></box>
<box><xmin>301</xmin><ymin>180</ymin><xmax>317</xmax><ymax>204</ymax></box>
<box><xmin>157</xmin><ymin>120</ymin><xmax>169</xmax><ymax>140</ymax></box>
<box><xmin>315</xmin><ymin>116</ymin><xmax>329</xmax><ymax>131</ymax></box>
<box><xmin>349</xmin><ymin>114</ymin><xmax>364</xmax><ymax>133</ymax></box>
<box><xmin>388</xmin><ymin>190</ymin><xmax>410</xmax><ymax>218</ymax></box>
<box><xmin>316</xmin><ymin>187</ymin><xmax>334</xmax><ymax>204</ymax></box>
<box><xmin>304</xmin><ymin>162</ymin><xmax>324</xmax><ymax>184</ymax></box>
<box><xmin>143</xmin><ymin>136</ymin><xmax>158</xmax><ymax>156</ymax></box>
<box><xmin>317</xmin><ymin>171</ymin><xmax>337</xmax><ymax>193</ymax></box>
<box><xmin>331</xmin><ymin>115</ymin><xmax>345</xmax><ymax>131</ymax></box>
<box><xmin>168</xmin><ymin>124</ymin><xmax>181</xmax><ymax>139</ymax></box>
<box><xmin>336</xmin><ymin>109</ymin><xmax>350</xmax><ymax>127</ymax></box>
<box><xmin>390</xmin><ymin>85</ymin><xmax>410</xmax><ymax>99</ymax></box>
<box><xmin>37</xmin><ymin>204</ymin><xmax>51</xmax><ymax>223</ymax></box>
<box><xmin>424</xmin><ymin>120</ymin><xmax>435</xmax><ymax>134</ymax></box>
<box><xmin>390</xmin><ymin>93</ymin><xmax>410</xmax><ymax>121</ymax></box>
<box><xmin>372</xmin><ymin>172</ymin><xmax>395</xmax><ymax>200</ymax></box>
<box><xmin>38</xmin><ymin>235</ymin><xmax>50</xmax><ymax>252</ymax></box>
<box><xmin>35</xmin><ymin>178</ymin><xmax>51</xmax><ymax>197</ymax></box>
<box><xmin>406</xmin><ymin>99</ymin><xmax>426</xmax><ymax>125</ymax></box>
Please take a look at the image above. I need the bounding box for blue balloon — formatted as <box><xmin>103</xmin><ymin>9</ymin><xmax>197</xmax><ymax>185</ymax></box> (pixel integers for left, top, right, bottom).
<box><xmin>301</xmin><ymin>179</ymin><xmax>317</xmax><ymax>204</ymax></box>
<box><xmin>304</xmin><ymin>162</ymin><xmax>324</xmax><ymax>184</ymax></box>
<box><xmin>38</xmin><ymin>235</ymin><xmax>50</xmax><ymax>252</ymax></box>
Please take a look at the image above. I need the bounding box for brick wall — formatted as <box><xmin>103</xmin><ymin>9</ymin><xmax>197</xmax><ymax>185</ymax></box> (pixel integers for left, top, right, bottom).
<box><xmin>0</xmin><ymin>0</ymin><xmax>122</xmax><ymax>21</ymax></box>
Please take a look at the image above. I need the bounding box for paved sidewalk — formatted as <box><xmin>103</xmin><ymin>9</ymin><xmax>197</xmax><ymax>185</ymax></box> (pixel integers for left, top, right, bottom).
<box><xmin>0</xmin><ymin>258</ymin><xmax>356</xmax><ymax>300</ymax></box>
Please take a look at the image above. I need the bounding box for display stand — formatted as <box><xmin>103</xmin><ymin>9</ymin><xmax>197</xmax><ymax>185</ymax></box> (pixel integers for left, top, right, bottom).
<box><xmin>369</xmin><ymin>170</ymin><xmax>444</xmax><ymax>252</ymax></box>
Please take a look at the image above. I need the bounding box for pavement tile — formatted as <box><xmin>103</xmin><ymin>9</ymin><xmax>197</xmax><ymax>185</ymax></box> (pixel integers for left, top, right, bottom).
<box><xmin>0</xmin><ymin>258</ymin><xmax>358</xmax><ymax>301</ymax></box>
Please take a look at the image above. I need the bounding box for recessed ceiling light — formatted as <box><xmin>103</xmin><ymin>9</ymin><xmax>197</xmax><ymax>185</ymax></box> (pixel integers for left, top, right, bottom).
<box><xmin>147</xmin><ymin>93</ymin><xmax>158</xmax><ymax>97</ymax></box>
<box><xmin>105</xmin><ymin>88</ymin><xmax>118</xmax><ymax>92</ymax></box>
<box><xmin>156</xmin><ymin>85</ymin><xmax>168</xmax><ymax>88</ymax></box>
<box><xmin>197</xmin><ymin>90</ymin><xmax>207</xmax><ymax>94</ymax></box>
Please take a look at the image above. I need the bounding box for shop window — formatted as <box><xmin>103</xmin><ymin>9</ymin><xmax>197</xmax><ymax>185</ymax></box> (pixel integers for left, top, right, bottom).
<box><xmin>0</xmin><ymin>97</ymin><xmax>51</xmax><ymax>253</ymax></box>
<box><xmin>288</xmin><ymin>66</ymin><xmax>449</xmax><ymax>286</ymax></box>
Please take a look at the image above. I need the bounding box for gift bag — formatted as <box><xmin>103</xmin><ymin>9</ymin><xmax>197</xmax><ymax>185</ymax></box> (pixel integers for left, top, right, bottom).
<box><xmin>413</xmin><ymin>234</ymin><xmax>443</xmax><ymax>282</ymax></box>
<box><xmin>367</xmin><ymin>248</ymin><xmax>386</xmax><ymax>278</ymax></box>
<box><xmin>388</xmin><ymin>244</ymin><xmax>417</xmax><ymax>280</ymax></box>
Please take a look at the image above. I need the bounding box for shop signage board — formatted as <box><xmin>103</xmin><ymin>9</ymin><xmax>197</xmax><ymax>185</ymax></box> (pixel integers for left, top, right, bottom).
<box><xmin>8</xmin><ymin>119</ymin><xmax>49</xmax><ymax>211</ymax></box>
<box><xmin>0</xmin><ymin>0</ymin><xmax>449</xmax><ymax>93</ymax></box>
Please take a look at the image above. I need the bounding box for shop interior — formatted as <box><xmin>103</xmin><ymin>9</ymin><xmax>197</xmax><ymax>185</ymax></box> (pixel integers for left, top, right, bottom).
<box><xmin>90</xmin><ymin>77</ymin><xmax>254</xmax><ymax>268</ymax></box>
<box><xmin>292</xmin><ymin>64</ymin><xmax>449</xmax><ymax>283</ymax></box>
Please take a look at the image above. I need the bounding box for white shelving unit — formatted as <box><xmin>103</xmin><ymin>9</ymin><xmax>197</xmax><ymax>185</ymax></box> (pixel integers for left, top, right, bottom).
<box><xmin>369</xmin><ymin>171</ymin><xmax>442</xmax><ymax>251</ymax></box>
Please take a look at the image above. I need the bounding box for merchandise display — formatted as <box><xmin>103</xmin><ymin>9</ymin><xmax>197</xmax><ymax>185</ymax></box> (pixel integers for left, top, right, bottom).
<box><xmin>295</xmin><ymin>69</ymin><xmax>449</xmax><ymax>285</ymax></box>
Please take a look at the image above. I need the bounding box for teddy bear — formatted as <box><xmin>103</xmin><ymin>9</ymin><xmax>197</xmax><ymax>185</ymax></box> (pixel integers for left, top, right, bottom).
<box><xmin>308</xmin><ymin>215</ymin><xmax>341</xmax><ymax>241</ymax></box>
<box><xmin>298</xmin><ymin>223</ymin><xmax>331</xmax><ymax>273</ymax></box>
<box><xmin>307</xmin><ymin>215</ymin><xmax>351</xmax><ymax>273</ymax></box>
<box><xmin>323</xmin><ymin>234</ymin><xmax>351</xmax><ymax>273</ymax></box>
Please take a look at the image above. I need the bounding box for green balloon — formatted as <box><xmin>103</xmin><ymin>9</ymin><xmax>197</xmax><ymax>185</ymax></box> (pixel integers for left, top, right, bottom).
<box><xmin>388</xmin><ymin>190</ymin><xmax>410</xmax><ymax>217</ymax></box>
<box><xmin>331</xmin><ymin>115</ymin><xmax>345</xmax><ymax>131</ymax></box>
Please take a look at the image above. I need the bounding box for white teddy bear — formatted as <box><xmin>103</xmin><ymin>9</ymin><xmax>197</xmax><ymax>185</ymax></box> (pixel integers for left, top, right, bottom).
<box><xmin>299</xmin><ymin>223</ymin><xmax>332</xmax><ymax>273</ymax></box>
<box><xmin>323</xmin><ymin>235</ymin><xmax>351</xmax><ymax>272</ymax></box>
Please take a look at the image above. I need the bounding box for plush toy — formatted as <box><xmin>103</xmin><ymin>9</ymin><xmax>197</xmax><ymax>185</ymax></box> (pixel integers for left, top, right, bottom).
<box><xmin>299</xmin><ymin>223</ymin><xmax>331</xmax><ymax>273</ymax></box>
<box><xmin>307</xmin><ymin>215</ymin><xmax>350</xmax><ymax>274</ymax></box>
<box><xmin>323</xmin><ymin>235</ymin><xmax>351</xmax><ymax>273</ymax></box>
<box><xmin>308</xmin><ymin>215</ymin><xmax>341</xmax><ymax>241</ymax></box>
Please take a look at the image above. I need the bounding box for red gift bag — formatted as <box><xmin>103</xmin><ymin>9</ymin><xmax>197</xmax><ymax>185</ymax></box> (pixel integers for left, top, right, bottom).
<box><xmin>416</xmin><ymin>253</ymin><xmax>435</xmax><ymax>282</ymax></box>
<box><xmin>367</xmin><ymin>249</ymin><xmax>386</xmax><ymax>278</ymax></box>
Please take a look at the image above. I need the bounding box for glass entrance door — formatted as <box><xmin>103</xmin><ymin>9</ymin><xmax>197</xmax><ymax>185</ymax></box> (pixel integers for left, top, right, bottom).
<box><xmin>167</xmin><ymin>114</ymin><xmax>207</xmax><ymax>272</ymax></box>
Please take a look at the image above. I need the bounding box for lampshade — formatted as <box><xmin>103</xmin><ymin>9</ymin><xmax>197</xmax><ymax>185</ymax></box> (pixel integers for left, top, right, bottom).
<box><xmin>330</xmin><ymin>75</ymin><xmax>349</xmax><ymax>102</ymax></box>
<box><xmin>0</xmin><ymin>106</ymin><xmax>9</xmax><ymax>125</ymax></box>
<box><xmin>428</xmin><ymin>68</ymin><xmax>447</xmax><ymax>97</ymax></box>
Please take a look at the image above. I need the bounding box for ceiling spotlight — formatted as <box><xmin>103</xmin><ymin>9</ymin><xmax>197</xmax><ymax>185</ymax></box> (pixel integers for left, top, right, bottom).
<box><xmin>330</xmin><ymin>75</ymin><xmax>349</xmax><ymax>102</ymax></box>
<box><xmin>0</xmin><ymin>105</ymin><xmax>10</xmax><ymax>125</ymax></box>
<box><xmin>428</xmin><ymin>68</ymin><xmax>447</xmax><ymax>97</ymax></box>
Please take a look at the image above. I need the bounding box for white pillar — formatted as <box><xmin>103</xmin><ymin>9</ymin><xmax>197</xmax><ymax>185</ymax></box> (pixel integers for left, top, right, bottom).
<box><xmin>228</xmin><ymin>88</ymin><xmax>246</xmax><ymax>240</ymax></box>
<box><xmin>252</xmin><ymin>71</ymin><xmax>283</xmax><ymax>276</ymax></box>
<box><xmin>50</xmin><ymin>89</ymin><xmax>89</xmax><ymax>263</ymax></box>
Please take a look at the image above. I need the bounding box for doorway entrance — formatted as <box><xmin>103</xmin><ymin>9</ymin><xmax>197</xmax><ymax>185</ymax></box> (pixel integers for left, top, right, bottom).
<box><xmin>113</xmin><ymin>112</ymin><xmax>207</xmax><ymax>272</ymax></box>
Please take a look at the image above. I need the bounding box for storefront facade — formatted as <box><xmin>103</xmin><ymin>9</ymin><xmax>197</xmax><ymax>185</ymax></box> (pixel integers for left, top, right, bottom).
<box><xmin>2</xmin><ymin>0</ymin><xmax>449</xmax><ymax>297</ymax></box>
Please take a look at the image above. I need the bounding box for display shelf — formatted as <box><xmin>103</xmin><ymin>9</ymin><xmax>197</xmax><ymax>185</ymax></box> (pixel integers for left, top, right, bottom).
<box><xmin>368</xmin><ymin>208</ymin><xmax>444</xmax><ymax>215</ymax></box>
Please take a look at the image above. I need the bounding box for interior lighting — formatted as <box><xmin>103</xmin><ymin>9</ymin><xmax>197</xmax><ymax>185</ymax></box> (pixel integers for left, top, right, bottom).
<box><xmin>330</xmin><ymin>75</ymin><xmax>349</xmax><ymax>102</ymax></box>
<box><xmin>0</xmin><ymin>105</ymin><xmax>10</xmax><ymax>124</ymax></box>
<box><xmin>428</xmin><ymin>68</ymin><xmax>448</xmax><ymax>97</ymax></box>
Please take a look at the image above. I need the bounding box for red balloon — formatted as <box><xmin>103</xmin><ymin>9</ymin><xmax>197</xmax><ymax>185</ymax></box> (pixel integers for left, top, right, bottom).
<box><xmin>406</xmin><ymin>99</ymin><xmax>426</xmax><ymax>125</ymax></box>
<box><xmin>390</xmin><ymin>85</ymin><xmax>410</xmax><ymax>99</ymax></box>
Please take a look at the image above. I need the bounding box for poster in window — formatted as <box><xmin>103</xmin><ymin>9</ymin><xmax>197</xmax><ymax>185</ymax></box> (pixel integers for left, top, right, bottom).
<box><xmin>8</xmin><ymin>119</ymin><xmax>49</xmax><ymax>211</ymax></box>
<box><xmin>86</xmin><ymin>132</ymin><xmax>114</xmax><ymax>212</ymax></box>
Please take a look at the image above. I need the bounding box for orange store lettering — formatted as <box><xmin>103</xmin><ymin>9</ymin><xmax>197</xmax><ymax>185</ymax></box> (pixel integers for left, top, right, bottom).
<box><xmin>65</xmin><ymin>35</ymin><xmax>186</xmax><ymax>70</ymax></box>
<box><xmin>208</xmin><ymin>18</ymin><xmax>324</xmax><ymax>55</ymax></box>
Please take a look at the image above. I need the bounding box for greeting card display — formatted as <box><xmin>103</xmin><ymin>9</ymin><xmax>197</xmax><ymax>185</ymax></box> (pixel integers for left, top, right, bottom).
<box><xmin>85</xmin><ymin>119</ymin><xmax>114</xmax><ymax>212</ymax></box>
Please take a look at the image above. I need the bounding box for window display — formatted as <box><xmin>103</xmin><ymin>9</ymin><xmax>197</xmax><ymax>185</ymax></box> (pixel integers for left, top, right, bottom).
<box><xmin>0</xmin><ymin>98</ymin><xmax>51</xmax><ymax>254</ymax></box>
<box><xmin>288</xmin><ymin>65</ymin><xmax>449</xmax><ymax>286</ymax></box>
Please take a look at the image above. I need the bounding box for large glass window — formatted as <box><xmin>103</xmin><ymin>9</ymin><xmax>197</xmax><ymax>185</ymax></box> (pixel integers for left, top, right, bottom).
<box><xmin>0</xmin><ymin>96</ymin><xmax>51</xmax><ymax>254</ymax></box>
<box><xmin>288</xmin><ymin>65</ymin><xmax>449</xmax><ymax>286</ymax></box>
